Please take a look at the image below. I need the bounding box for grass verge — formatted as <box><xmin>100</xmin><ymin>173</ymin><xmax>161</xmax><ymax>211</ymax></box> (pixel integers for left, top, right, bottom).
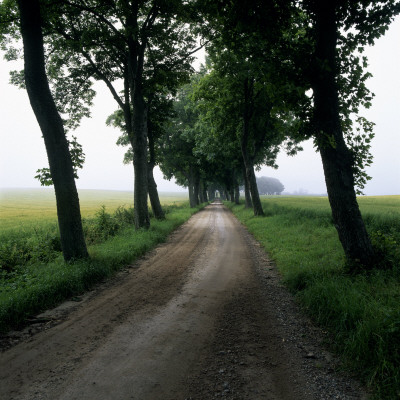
<box><xmin>226</xmin><ymin>198</ymin><xmax>400</xmax><ymax>400</ymax></box>
<box><xmin>0</xmin><ymin>202</ymin><xmax>205</xmax><ymax>334</ymax></box>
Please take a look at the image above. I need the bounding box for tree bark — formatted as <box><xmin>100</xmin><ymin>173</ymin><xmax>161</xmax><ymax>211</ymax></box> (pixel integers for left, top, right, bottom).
<box><xmin>234</xmin><ymin>184</ymin><xmax>240</xmax><ymax>205</ymax></box>
<box><xmin>241</xmin><ymin>78</ymin><xmax>264</xmax><ymax>216</ymax></box>
<box><xmin>229</xmin><ymin>187</ymin><xmax>235</xmax><ymax>203</ymax></box>
<box><xmin>127</xmin><ymin>4</ymin><xmax>150</xmax><ymax>230</ymax></box>
<box><xmin>203</xmin><ymin>185</ymin><xmax>209</xmax><ymax>203</ymax></box>
<box><xmin>17</xmin><ymin>0</ymin><xmax>88</xmax><ymax>261</ymax></box>
<box><xmin>148</xmin><ymin>163</ymin><xmax>165</xmax><ymax>220</ymax></box>
<box><xmin>188</xmin><ymin>168</ymin><xmax>196</xmax><ymax>208</ymax></box>
<box><xmin>147</xmin><ymin>122</ymin><xmax>165</xmax><ymax>219</ymax></box>
<box><xmin>311</xmin><ymin>1</ymin><xmax>374</xmax><ymax>267</ymax></box>
<box><xmin>131</xmin><ymin>90</ymin><xmax>150</xmax><ymax>229</ymax></box>
<box><xmin>243</xmin><ymin>164</ymin><xmax>253</xmax><ymax>208</ymax></box>
<box><xmin>199</xmin><ymin>180</ymin><xmax>205</xmax><ymax>203</ymax></box>
<box><xmin>194</xmin><ymin>172</ymin><xmax>200</xmax><ymax>206</ymax></box>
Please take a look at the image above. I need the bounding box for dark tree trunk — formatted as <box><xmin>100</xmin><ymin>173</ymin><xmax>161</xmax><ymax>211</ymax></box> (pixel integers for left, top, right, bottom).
<box><xmin>17</xmin><ymin>0</ymin><xmax>88</xmax><ymax>261</ymax></box>
<box><xmin>311</xmin><ymin>2</ymin><xmax>374</xmax><ymax>267</ymax></box>
<box><xmin>229</xmin><ymin>187</ymin><xmax>235</xmax><ymax>203</ymax></box>
<box><xmin>241</xmin><ymin>138</ymin><xmax>264</xmax><ymax>216</ymax></box>
<box><xmin>148</xmin><ymin>163</ymin><xmax>165</xmax><ymax>220</ymax></box>
<box><xmin>203</xmin><ymin>185</ymin><xmax>208</xmax><ymax>203</ymax></box>
<box><xmin>241</xmin><ymin>78</ymin><xmax>264</xmax><ymax>216</ymax></box>
<box><xmin>245</xmin><ymin>160</ymin><xmax>263</xmax><ymax>216</ymax></box>
<box><xmin>234</xmin><ymin>184</ymin><xmax>240</xmax><ymax>205</ymax></box>
<box><xmin>199</xmin><ymin>180</ymin><xmax>205</xmax><ymax>203</ymax></box>
<box><xmin>147</xmin><ymin>123</ymin><xmax>165</xmax><ymax>220</ymax></box>
<box><xmin>131</xmin><ymin>91</ymin><xmax>150</xmax><ymax>229</ymax></box>
<box><xmin>224</xmin><ymin>190</ymin><xmax>229</xmax><ymax>201</ymax></box>
<box><xmin>188</xmin><ymin>168</ymin><xmax>196</xmax><ymax>208</ymax></box>
<box><xmin>127</xmin><ymin>5</ymin><xmax>150</xmax><ymax>230</ymax></box>
<box><xmin>194</xmin><ymin>173</ymin><xmax>200</xmax><ymax>206</ymax></box>
<box><xmin>243</xmin><ymin>164</ymin><xmax>252</xmax><ymax>208</ymax></box>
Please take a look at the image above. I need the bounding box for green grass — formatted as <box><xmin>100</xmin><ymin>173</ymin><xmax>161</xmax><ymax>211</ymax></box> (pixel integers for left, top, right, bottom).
<box><xmin>227</xmin><ymin>195</ymin><xmax>400</xmax><ymax>399</ymax></box>
<box><xmin>0</xmin><ymin>188</ymin><xmax>202</xmax><ymax>334</ymax></box>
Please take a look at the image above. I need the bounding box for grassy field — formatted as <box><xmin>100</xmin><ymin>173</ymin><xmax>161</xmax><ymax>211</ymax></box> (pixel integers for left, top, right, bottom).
<box><xmin>0</xmin><ymin>188</ymin><xmax>188</xmax><ymax>232</ymax></box>
<box><xmin>227</xmin><ymin>195</ymin><xmax>400</xmax><ymax>399</ymax></box>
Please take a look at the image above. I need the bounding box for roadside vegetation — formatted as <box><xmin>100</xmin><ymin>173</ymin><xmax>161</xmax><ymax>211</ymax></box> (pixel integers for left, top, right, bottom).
<box><xmin>226</xmin><ymin>195</ymin><xmax>400</xmax><ymax>399</ymax></box>
<box><xmin>0</xmin><ymin>192</ymin><xmax>204</xmax><ymax>334</ymax></box>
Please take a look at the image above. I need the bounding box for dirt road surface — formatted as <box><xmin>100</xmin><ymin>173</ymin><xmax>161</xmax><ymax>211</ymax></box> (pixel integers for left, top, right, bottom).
<box><xmin>0</xmin><ymin>203</ymin><xmax>367</xmax><ymax>399</ymax></box>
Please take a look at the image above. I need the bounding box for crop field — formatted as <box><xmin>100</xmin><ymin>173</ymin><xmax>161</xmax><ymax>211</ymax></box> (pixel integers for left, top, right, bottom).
<box><xmin>260</xmin><ymin>194</ymin><xmax>400</xmax><ymax>214</ymax></box>
<box><xmin>0</xmin><ymin>188</ymin><xmax>188</xmax><ymax>233</ymax></box>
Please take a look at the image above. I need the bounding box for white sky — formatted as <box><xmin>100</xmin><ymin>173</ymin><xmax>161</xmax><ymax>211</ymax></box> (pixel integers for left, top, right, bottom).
<box><xmin>1</xmin><ymin>17</ymin><xmax>399</xmax><ymax>195</ymax></box>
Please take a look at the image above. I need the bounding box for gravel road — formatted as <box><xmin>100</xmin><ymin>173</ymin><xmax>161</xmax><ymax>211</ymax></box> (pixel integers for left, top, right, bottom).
<box><xmin>0</xmin><ymin>202</ymin><xmax>368</xmax><ymax>399</ymax></box>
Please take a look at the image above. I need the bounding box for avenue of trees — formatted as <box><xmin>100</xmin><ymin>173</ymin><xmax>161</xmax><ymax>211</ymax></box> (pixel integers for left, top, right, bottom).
<box><xmin>1</xmin><ymin>0</ymin><xmax>399</xmax><ymax>270</ymax></box>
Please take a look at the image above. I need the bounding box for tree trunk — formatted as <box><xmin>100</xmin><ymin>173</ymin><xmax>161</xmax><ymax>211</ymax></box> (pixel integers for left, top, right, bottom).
<box><xmin>17</xmin><ymin>0</ymin><xmax>88</xmax><ymax>261</ymax></box>
<box><xmin>199</xmin><ymin>181</ymin><xmax>205</xmax><ymax>203</ymax></box>
<box><xmin>241</xmin><ymin>141</ymin><xmax>264</xmax><ymax>216</ymax></box>
<box><xmin>241</xmin><ymin>78</ymin><xmax>264</xmax><ymax>216</ymax></box>
<box><xmin>243</xmin><ymin>164</ymin><xmax>252</xmax><ymax>208</ymax></box>
<box><xmin>131</xmin><ymin>91</ymin><xmax>150</xmax><ymax>229</ymax></box>
<box><xmin>147</xmin><ymin>121</ymin><xmax>165</xmax><ymax>220</ymax></box>
<box><xmin>194</xmin><ymin>173</ymin><xmax>200</xmax><ymax>206</ymax></box>
<box><xmin>203</xmin><ymin>185</ymin><xmax>208</xmax><ymax>203</ymax></box>
<box><xmin>234</xmin><ymin>184</ymin><xmax>240</xmax><ymax>205</ymax></box>
<box><xmin>188</xmin><ymin>168</ymin><xmax>196</xmax><ymax>208</ymax></box>
<box><xmin>230</xmin><ymin>187</ymin><xmax>235</xmax><ymax>203</ymax></box>
<box><xmin>312</xmin><ymin>2</ymin><xmax>374</xmax><ymax>267</ymax></box>
<box><xmin>148</xmin><ymin>163</ymin><xmax>165</xmax><ymax>220</ymax></box>
<box><xmin>126</xmin><ymin>6</ymin><xmax>150</xmax><ymax>230</ymax></box>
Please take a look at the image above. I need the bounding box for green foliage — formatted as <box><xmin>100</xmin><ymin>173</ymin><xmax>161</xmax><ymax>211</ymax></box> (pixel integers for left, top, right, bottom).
<box><xmin>34</xmin><ymin>135</ymin><xmax>85</xmax><ymax>186</ymax></box>
<box><xmin>227</xmin><ymin>195</ymin><xmax>400</xmax><ymax>399</ymax></box>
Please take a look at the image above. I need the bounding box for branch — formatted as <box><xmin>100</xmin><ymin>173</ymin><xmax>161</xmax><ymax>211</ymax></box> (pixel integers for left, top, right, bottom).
<box><xmin>62</xmin><ymin>0</ymin><xmax>126</xmax><ymax>42</ymax></box>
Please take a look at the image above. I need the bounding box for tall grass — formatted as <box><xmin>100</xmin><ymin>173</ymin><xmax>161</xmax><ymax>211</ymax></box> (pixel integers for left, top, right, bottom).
<box><xmin>227</xmin><ymin>196</ymin><xmax>400</xmax><ymax>399</ymax></box>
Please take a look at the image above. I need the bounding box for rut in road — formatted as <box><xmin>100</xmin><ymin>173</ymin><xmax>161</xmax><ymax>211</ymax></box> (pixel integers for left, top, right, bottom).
<box><xmin>0</xmin><ymin>203</ymin><xmax>366</xmax><ymax>400</ymax></box>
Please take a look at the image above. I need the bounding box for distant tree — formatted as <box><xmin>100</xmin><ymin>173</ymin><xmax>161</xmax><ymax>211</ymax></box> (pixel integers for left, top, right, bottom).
<box><xmin>256</xmin><ymin>177</ymin><xmax>284</xmax><ymax>195</ymax></box>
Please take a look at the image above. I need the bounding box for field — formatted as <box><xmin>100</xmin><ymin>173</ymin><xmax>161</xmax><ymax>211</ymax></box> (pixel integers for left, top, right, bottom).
<box><xmin>227</xmin><ymin>195</ymin><xmax>400</xmax><ymax>399</ymax></box>
<box><xmin>0</xmin><ymin>188</ymin><xmax>188</xmax><ymax>232</ymax></box>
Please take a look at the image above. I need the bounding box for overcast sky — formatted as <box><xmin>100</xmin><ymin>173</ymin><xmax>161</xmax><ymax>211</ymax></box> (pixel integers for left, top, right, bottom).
<box><xmin>1</xmin><ymin>17</ymin><xmax>399</xmax><ymax>195</ymax></box>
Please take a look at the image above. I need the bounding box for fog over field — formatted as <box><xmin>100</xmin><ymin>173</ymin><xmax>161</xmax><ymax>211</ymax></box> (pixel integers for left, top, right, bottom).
<box><xmin>0</xmin><ymin>17</ymin><xmax>399</xmax><ymax>196</ymax></box>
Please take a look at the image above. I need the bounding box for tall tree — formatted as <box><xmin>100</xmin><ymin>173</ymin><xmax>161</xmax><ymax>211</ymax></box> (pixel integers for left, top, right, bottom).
<box><xmin>36</xmin><ymin>0</ymin><xmax>198</xmax><ymax>229</ymax></box>
<box><xmin>303</xmin><ymin>0</ymin><xmax>400</xmax><ymax>267</ymax></box>
<box><xmin>15</xmin><ymin>0</ymin><xmax>88</xmax><ymax>260</ymax></box>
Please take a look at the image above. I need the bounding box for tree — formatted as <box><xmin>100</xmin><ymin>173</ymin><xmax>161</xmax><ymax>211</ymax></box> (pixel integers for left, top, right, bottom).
<box><xmin>199</xmin><ymin>0</ymin><xmax>400</xmax><ymax>268</ymax></box>
<box><xmin>256</xmin><ymin>176</ymin><xmax>284</xmax><ymax>195</ymax></box>
<box><xmin>28</xmin><ymin>0</ymin><xmax>198</xmax><ymax>229</ymax></box>
<box><xmin>160</xmin><ymin>80</ymin><xmax>204</xmax><ymax>207</ymax></box>
<box><xmin>193</xmin><ymin>43</ymin><xmax>304</xmax><ymax>216</ymax></box>
<box><xmin>302</xmin><ymin>0</ymin><xmax>400</xmax><ymax>267</ymax></box>
<box><xmin>106</xmin><ymin>94</ymin><xmax>176</xmax><ymax>219</ymax></box>
<box><xmin>13</xmin><ymin>0</ymin><xmax>88</xmax><ymax>261</ymax></box>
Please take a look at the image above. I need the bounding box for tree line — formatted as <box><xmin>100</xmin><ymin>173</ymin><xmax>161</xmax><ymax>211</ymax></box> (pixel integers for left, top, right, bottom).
<box><xmin>1</xmin><ymin>0</ymin><xmax>399</xmax><ymax>271</ymax></box>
